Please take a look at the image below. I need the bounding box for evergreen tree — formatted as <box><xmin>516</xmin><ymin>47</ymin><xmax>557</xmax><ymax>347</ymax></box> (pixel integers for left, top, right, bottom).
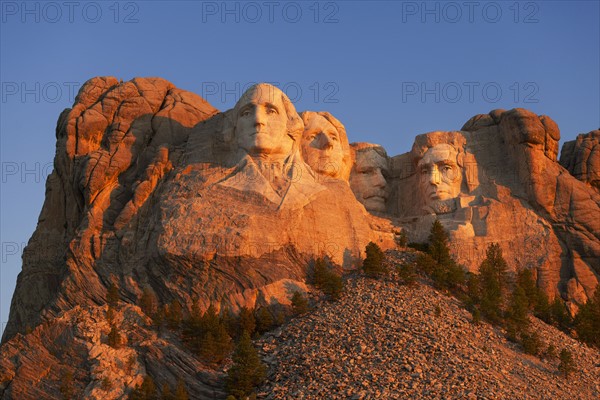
<box><xmin>311</xmin><ymin>258</ymin><xmax>344</xmax><ymax>300</ymax></box>
<box><xmin>167</xmin><ymin>300</ymin><xmax>183</xmax><ymax>330</ymax></box>
<box><xmin>534</xmin><ymin>290</ymin><xmax>552</xmax><ymax>323</ymax></box>
<box><xmin>515</xmin><ymin>268</ymin><xmax>539</xmax><ymax>310</ymax></box>
<box><xmin>396</xmin><ymin>230</ymin><xmax>408</xmax><ymax>247</ymax></box>
<box><xmin>428</xmin><ymin>220</ymin><xmax>453</xmax><ymax>267</ymax></box>
<box><xmin>396</xmin><ymin>263</ymin><xmax>417</xmax><ymax>286</ymax></box>
<box><xmin>238</xmin><ymin>306</ymin><xmax>256</xmax><ymax>336</ymax></box>
<box><xmin>363</xmin><ymin>242</ymin><xmax>387</xmax><ymax>277</ymax></box>
<box><xmin>107</xmin><ymin>282</ymin><xmax>120</xmax><ymax>308</ymax></box>
<box><xmin>507</xmin><ymin>285</ymin><xmax>530</xmax><ymax>331</ymax></box>
<box><xmin>161</xmin><ymin>383</ymin><xmax>172</xmax><ymax>400</ymax></box>
<box><xmin>520</xmin><ymin>330</ymin><xmax>543</xmax><ymax>356</ymax></box>
<box><xmin>550</xmin><ymin>297</ymin><xmax>572</xmax><ymax>329</ymax></box>
<box><xmin>59</xmin><ymin>370</ymin><xmax>74</xmax><ymax>400</ymax></box>
<box><xmin>291</xmin><ymin>291</ymin><xmax>309</xmax><ymax>315</ymax></box>
<box><xmin>140</xmin><ymin>287</ymin><xmax>157</xmax><ymax>317</ymax></box>
<box><xmin>255</xmin><ymin>307</ymin><xmax>274</xmax><ymax>334</ymax></box>
<box><xmin>558</xmin><ymin>348</ymin><xmax>575</xmax><ymax>378</ymax></box>
<box><xmin>466</xmin><ymin>272</ymin><xmax>481</xmax><ymax>307</ymax></box>
<box><xmin>107</xmin><ymin>324</ymin><xmax>121</xmax><ymax>348</ymax></box>
<box><xmin>313</xmin><ymin>258</ymin><xmax>329</xmax><ymax>287</ymax></box>
<box><xmin>200</xmin><ymin>322</ymin><xmax>232</xmax><ymax>365</ymax></box>
<box><xmin>322</xmin><ymin>271</ymin><xmax>344</xmax><ymax>300</ymax></box>
<box><xmin>226</xmin><ymin>332</ymin><xmax>266</xmax><ymax>398</ymax></box>
<box><xmin>574</xmin><ymin>287</ymin><xmax>600</xmax><ymax>348</ymax></box>
<box><xmin>423</xmin><ymin>220</ymin><xmax>465</xmax><ymax>290</ymax></box>
<box><xmin>130</xmin><ymin>375</ymin><xmax>157</xmax><ymax>400</ymax></box>
<box><xmin>415</xmin><ymin>253</ymin><xmax>436</xmax><ymax>276</ymax></box>
<box><xmin>543</xmin><ymin>344</ymin><xmax>558</xmax><ymax>361</ymax></box>
<box><xmin>478</xmin><ymin>243</ymin><xmax>509</xmax><ymax>324</ymax></box>
<box><xmin>173</xmin><ymin>379</ymin><xmax>189</xmax><ymax>400</ymax></box>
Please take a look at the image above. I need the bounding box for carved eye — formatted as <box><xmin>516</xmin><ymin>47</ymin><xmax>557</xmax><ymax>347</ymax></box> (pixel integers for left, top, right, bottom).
<box><xmin>266</xmin><ymin>107</ymin><xmax>278</xmax><ymax>114</ymax></box>
<box><xmin>240</xmin><ymin>109</ymin><xmax>251</xmax><ymax>117</ymax></box>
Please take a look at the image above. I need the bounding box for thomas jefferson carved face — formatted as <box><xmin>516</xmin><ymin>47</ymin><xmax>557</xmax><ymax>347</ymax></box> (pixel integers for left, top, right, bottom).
<box><xmin>350</xmin><ymin>146</ymin><xmax>389</xmax><ymax>212</ymax></box>
<box><xmin>417</xmin><ymin>143</ymin><xmax>462</xmax><ymax>206</ymax></box>
<box><xmin>301</xmin><ymin>112</ymin><xmax>351</xmax><ymax>180</ymax></box>
<box><xmin>235</xmin><ymin>85</ymin><xmax>294</xmax><ymax>158</ymax></box>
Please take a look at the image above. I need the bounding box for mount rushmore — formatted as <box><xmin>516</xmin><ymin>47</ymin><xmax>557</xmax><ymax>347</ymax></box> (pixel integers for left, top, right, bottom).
<box><xmin>3</xmin><ymin>77</ymin><xmax>599</xmax><ymax>343</ymax></box>
<box><xmin>0</xmin><ymin>76</ymin><xmax>598</xmax><ymax>398</ymax></box>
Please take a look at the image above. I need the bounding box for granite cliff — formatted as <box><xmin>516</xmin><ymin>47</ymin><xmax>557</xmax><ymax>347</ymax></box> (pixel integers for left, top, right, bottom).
<box><xmin>0</xmin><ymin>77</ymin><xmax>598</xmax><ymax>399</ymax></box>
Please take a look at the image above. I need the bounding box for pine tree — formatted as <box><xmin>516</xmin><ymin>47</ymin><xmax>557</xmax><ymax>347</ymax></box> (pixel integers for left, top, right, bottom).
<box><xmin>322</xmin><ymin>271</ymin><xmax>344</xmax><ymax>300</ymax></box>
<box><xmin>59</xmin><ymin>370</ymin><xmax>74</xmax><ymax>400</ymax></box>
<box><xmin>161</xmin><ymin>383</ymin><xmax>172</xmax><ymax>400</ymax></box>
<box><xmin>107</xmin><ymin>324</ymin><xmax>121</xmax><ymax>348</ymax></box>
<box><xmin>255</xmin><ymin>307</ymin><xmax>274</xmax><ymax>334</ymax></box>
<box><xmin>167</xmin><ymin>300</ymin><xmax>183</xmax><ymax>330</ymax></box>
<box><xmin>507</xmin><ymin>285</ymin><xmax>530</xmax><ymax>331</ymax></box>
<box><xmin>173</xmin><ymin>379</ymin><xmax>189</xmax><ymax>400</ymax></box>
<box><xmin>313</xmin><ymin>258</ymin><xmax>329</xmax><ymax>287</ymax></box>
<box><xmin>396</xmin><ymin>263</ymin><xmax>417</xmax><ymax>286</ymax></box>
<box><xmin>515</xmin><ymin>268</ymin><xmax>538</xmax><ymax>310</ymax></box>
<box><xmin>311</xmin><ymin>258</ymin><xmax>344</xmax><ymax>300</ymax></box>
<box><xmin>550</xmin><ymin>297</ymin><xmax>572</xmax><ymax>329</ymax></box>
<box><xmin>428</xmin><ymin>220</ymin><xmax>453</xmax><ymax>267</ymax></box>
<box><xmin>363</xmin><ymin>242</ymin><xmax>387</xmax><ymax>277</ymax></box>
<box><xmin>226</xmin><ymin>331</ymin><xmax>266</xmax><ymax>398</ymax></box>
<box><xmin>238</xmin><ymin>306</ymin><xmax>256</xmax><ymax>337</ymax></box>
<box><xmin>130</xmin><ymin>375</ymin><xmax>157</xmax><ymax>400</ymax></box>
<box><xmin>466</xmin><ymin>272</ymin><xmax>481</xmax><ymax>306</ymax></box>
<box><xmin>478</xmin><ymin>243</ymin><xmax>509</xmax><ymax>324</ymax></box>
<box><xmin>574</xmin><ymin>287</ymin><xmax>600</xmax><ymax>348</ymax></box>
<box><xmin>543</xmin><ymin>344</ymin><xmax>558</xmax><ymax>361</ymax></box>
<box><xmin>520</xmin><ymin>330</ymin><xmax>543</xmax><ymax>356</ymax></box>
<box><xmin>291</xmin><ymin>291</ymin><xmax>309</xmax><ymax>315</ymax></box>
<box><xmin>424</xmin><ymin>220</ymin><xmax>465</xmax><ymax>290</ymax></box>
<box><xmin>140</xmin><ymin>287</ymin><xmax>157</xmax><ymax>317</ymax></box>
<box><xmin>558</xmin><ymin>348</ymin><xmax>575</xmax><ymax>378</ymax></box>
<box><xmin>107</xmin><ymin>282</ymin><xmax>120</xmax><ymax>308</ymax></box>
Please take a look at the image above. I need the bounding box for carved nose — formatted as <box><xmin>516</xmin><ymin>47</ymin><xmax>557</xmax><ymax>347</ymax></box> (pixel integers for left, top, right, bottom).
<box><xmin>374</xmin><ymin>169</ymin><xmax>386</xmax><ymax>187</ymax></box>
<box><xmin>254</xmin><ymin>109</ymin><xmax>267</xmax><ymax>126</ymax></box>
<box><xmin>429</xmin><ymin>167</ymin><xmax>441</xmax><ymax>185</ymax></box>
<box><xmin>319</xmin><ymin>133</ymin><xmax>333</xmax><ymax>149</ymax></box>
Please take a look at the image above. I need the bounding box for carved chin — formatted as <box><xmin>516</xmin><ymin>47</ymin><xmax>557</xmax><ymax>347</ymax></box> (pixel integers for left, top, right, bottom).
<box><xmin>425</xmin><ymin>198</ymin><xmax>457</xmax><ymax>215</ymax></box>
<box><xmin>363</xmin><ymin>197</ymin><xmax>386</xmax><ymax>212</ymax></box>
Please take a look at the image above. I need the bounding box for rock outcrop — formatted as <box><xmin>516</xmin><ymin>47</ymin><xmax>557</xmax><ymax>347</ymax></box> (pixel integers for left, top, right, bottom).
<box><xmin>390</xmin><ymin>109</ymin><xmax>600</xmax><ymax>311</ymax></box>
<box><xmin>560</xmin><ymin>129</ymin><xmax>600</xmax><ymax>191</ymax></box>
<box><xmin>1</xmin><ymin>78</ymin><xmax>599</xmax><ymax>399</ymax></box>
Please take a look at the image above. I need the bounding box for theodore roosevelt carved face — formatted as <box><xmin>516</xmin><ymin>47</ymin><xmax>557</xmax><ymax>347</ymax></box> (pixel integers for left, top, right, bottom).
<box><xmin>350</xmin><ymin>143</ymin><xmax>389</xmax><ymax>213</ymax></box>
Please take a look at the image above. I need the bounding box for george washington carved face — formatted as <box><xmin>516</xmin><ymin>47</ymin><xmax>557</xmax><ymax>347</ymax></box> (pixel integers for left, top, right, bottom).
<box><xmin>235</xmin><ymin>84</ymin><xmax>294</xmax><ymax>158</ymax></box>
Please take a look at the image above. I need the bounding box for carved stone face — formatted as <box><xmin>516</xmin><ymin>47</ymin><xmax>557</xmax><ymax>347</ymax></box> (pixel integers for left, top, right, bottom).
<box><xmin>417</xmin><ymin>144</ymin><xmax>462</xmax><ymax>206</ymax></box>
<box><xmin>350</xmin><ymin>148</ymin><xmax>389</xmax><ymax>212</ymax></box>
<box><xmin>302</xmin><ymin>114</ymin><xmax>348</xmax><ymax>179</ymax></box>
<box><xmin>235</xmin><ymin>86</ymin><xmax>292</xmax><ymax>158</ymax></box>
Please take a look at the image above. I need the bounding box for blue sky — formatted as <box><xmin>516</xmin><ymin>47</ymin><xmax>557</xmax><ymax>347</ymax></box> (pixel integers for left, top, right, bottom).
<box><xmin>1</xmin><ymin>0</ymin><xmax>598</xmax><ymax>336</ymax></box>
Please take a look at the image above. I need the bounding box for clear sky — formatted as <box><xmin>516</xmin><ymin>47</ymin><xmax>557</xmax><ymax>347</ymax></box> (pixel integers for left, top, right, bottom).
<box><xmin>1</xmin><ymin>0</ymin><xmax>598</xmax><ymax>336</ymax></box>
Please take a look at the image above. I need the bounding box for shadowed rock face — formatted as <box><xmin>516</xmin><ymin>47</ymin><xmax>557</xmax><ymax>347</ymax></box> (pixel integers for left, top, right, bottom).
<box><xmin>560</xmin><ymin>129</ymin><xmax>600</xmax><ymax>191</ymax></box>
<box><xmin>1</xmin><ymin>79</ymin><xmax>599</xmax><ymax>399</ymax></box>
